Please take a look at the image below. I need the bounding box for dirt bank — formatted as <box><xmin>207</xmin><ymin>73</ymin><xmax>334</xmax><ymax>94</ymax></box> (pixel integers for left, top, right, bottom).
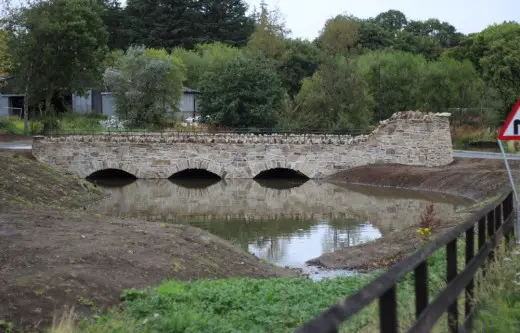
<box><xmin>307</xmin><ymin>158</ymin><xmax>520</xmax><ymax>271</ymax></box>
<box><xmin>0</xmin><ymin>152</ymin><xmax>298</xmax><ymax>332</ymax></box>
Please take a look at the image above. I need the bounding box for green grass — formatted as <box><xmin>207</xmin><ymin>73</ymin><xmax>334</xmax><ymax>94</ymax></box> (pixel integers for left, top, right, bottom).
<box><xmin>48</xmin><ymin>242</ymin><xmax>465</xmax><ymax>333</ymax></box>
<box><xmin>471</xmin><ymin>245</ymin><xmax>520</xmax><ymax>332</ymax></box>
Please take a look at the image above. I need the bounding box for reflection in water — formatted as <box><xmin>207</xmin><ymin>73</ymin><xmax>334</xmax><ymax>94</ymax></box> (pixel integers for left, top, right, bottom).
<box><xmin>91</xmin><ymin>179</ymin><xmax>470</xmax><ymax>269</ymax></box>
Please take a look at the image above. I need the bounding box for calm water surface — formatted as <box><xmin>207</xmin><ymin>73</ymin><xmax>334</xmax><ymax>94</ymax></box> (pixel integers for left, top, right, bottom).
<box><xmin>90</xmin><ymin>179</ymin><xmax>470</xmax><ymax>277</ymax></box>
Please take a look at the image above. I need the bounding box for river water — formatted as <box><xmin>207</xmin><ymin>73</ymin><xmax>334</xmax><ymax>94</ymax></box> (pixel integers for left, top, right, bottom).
<box><xmin>89</xmin><ymin>178</ymin><xmax>470</xmax><ymax>278</ymax></box>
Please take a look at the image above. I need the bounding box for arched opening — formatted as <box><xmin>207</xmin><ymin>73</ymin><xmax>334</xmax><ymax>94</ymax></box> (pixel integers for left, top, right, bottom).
<box><xmin>86</xmin><ymin>169</ymin><xmax>137</xmax><ymax>187</ymax></box>
<box><xmin>254</xmin><ymin>168</ymin><xmax>309</xmax><ymax>180</ymax></box>
<box><xmin>168</xmin><ymin>168</ymin><xmax>221</xmax><ymax>189</ymax></box>
<box><xmin>253</xmin><ymin>168</ymin><xmax>309</xmax><ymax>189</ymax></box>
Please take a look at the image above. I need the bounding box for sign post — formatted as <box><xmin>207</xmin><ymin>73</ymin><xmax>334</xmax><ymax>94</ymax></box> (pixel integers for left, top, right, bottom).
<box><xmin>497</xmin><ymin>99</ymin><xmax>520</xmax><ymax>244</ymax></box>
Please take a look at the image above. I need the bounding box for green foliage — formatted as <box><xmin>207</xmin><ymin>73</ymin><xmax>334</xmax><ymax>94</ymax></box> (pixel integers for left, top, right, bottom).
<box><xmin>278</xmin><ymin>39</ymin><xmax>323</xmax><ymax>98</ymax></box>
<box><xmin>198</xmin><ymin>57</ymin><xmax>284</xmax><ymax>128</ymax></box>
<box><xmin>245</xmin><ymin>1</ymin><xmax>288</xmax><ymax>62</ymax></box>
<box><xmin>474</xmin><ymin>22</ymin><xmax>520</xmax><ymax>117</ymax></box>
<box><xmin>317</xmin><ymin>15</ymin><xmax>360</xmax><ymax>56</ymax></box>
<box><xmin>103</xmin><ymin>45</ymin><xmax>186</xmax><ymax>127</ymax></box>
<box><xmin>289</xmin><ymin>55</ymin><xmax>373</xmax><ymax>130</ymax></box>
<box><xmin>0</xmin><ymin>30</ymin><xmax>10</xmax><ymax>76</ymax></box>
<box><xmin>172</xmin><ymin>43</ymin><xmax>244</xmax><ymax>89</ymax></box>
<box><xmin>124</xmin><ymin>0</ymin><xmax>254</xmax><ymax>50</ymax></box>
<box><xmin>418</xmin><ymin>57</ymin><xmax>488</xmax><ymax>112</ymax></box>
<box><xmin>76</xmin><ymin>276</ymin><xmax>373</xmax><ymax>333</ymax></box>
<box><xmin>0</xmin><ymin>118</ymin><xmax>18</xmax><ymax>134</ymax></box>
<box><xmin>357</xmin><ymin>50</ymin><xmax>426</xmax><ymax>120</ymax></box>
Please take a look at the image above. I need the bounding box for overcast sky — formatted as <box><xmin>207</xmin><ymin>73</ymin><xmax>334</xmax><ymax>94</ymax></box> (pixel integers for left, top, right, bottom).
<box><xmin>245</xmin><ymin>0</ymin><xmax>520</xmax><ymax>40</ymax></box>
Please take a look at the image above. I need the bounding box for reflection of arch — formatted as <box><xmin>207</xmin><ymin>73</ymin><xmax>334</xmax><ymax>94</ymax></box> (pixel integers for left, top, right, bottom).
<box><xmin>169</xmin><ymin>158</ymin><xmax>226</xmax><ymax>179</ymax></box>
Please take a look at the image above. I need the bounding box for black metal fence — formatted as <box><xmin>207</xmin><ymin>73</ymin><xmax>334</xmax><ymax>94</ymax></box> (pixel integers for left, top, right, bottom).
<box><xmin>295</xmin><ymin>191</ymin><xmax>515</xmax><ymax>333</ymax></box>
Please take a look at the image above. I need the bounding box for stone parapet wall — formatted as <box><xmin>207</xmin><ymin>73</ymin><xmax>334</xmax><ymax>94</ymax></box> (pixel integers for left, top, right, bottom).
<box><xmin>32</xmin><ymin>111</ymin><xmax>453</xmax><ymax>179</ymax></box>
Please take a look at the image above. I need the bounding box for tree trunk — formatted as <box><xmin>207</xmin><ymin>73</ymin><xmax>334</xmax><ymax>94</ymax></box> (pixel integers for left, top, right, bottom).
<box><xmin>23</xmin><ymin>63</ymin><xmax>32</xmax><ymax>137</ymax></box>
<box><xmin>43</xmin><ymin>86</ymin><xmax>54</xmax><ymax>135</ymax></box>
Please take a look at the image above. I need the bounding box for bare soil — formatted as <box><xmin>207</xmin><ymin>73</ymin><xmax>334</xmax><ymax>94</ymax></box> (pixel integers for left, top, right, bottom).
<box><xmin>308</xmin><ymin>158</ymin><xmax>520</xmax><ymax>271</ymax></box>
<box><xmin>0</xmin><ymin>152</ymin><xmax>299</xmax><ymax>332</ymax></box>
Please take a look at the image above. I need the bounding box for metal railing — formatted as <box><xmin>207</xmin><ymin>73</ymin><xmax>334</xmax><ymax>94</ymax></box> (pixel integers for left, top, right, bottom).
<box><xmin>295</xmin><ymin>191</ymin><xmax>515</xmax><ymax>333</ymax></box>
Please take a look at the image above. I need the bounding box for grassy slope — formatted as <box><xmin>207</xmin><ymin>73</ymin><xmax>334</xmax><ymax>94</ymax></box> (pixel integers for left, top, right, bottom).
<box><xmin>0</xmin><ymin>151</ymin><xmax>102</xmax><ymax>211</ymax></box>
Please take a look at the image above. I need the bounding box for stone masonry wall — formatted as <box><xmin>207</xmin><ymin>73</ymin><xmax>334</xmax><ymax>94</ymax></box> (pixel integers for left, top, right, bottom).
<box><xmin>32</xmin><ymin>111</ymin><xmax>453</xmax><ymax>179</ymax></box>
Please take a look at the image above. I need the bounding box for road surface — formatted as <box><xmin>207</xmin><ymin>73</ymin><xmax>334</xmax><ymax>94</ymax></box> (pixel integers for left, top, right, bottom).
<box><xmin>453</xmin><ymin>150</ymin><xmax>520</xmax><ymax>160</ymax></box>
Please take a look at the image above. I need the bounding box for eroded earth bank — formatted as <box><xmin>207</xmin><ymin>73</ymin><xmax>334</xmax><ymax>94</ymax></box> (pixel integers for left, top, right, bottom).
<box><xmin>0</xmin><ymin>151</ymin><xmax>299</xmax><ymax>332</ymax></box>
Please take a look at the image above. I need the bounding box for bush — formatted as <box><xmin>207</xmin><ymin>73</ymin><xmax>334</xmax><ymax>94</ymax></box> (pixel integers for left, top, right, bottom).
<box><xmin>198</xmin><ymin>56</ymin><xmax>285</xmax><ymax>128</ymax></box>
<box><xmin>0</xmin><ymin>118</ymin><xmax>18</xmax><ymax>134</ymax></box>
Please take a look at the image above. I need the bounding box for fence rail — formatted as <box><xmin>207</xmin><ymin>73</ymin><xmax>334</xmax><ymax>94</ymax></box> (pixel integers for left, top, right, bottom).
<box><xmin>42</xmin><ymin>127</ymin><xmax>373</xmax><ymax>137</ymax></box>
<box><xmin>295</xmin><ymin>191</ymin><xmax>515</xmax><ymax>333</ymax></box>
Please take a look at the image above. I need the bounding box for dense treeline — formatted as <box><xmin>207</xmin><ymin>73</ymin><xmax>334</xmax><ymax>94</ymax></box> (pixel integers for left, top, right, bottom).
<box><xmin>0</xmin><ymin>0</ymin><xmax>519</xmax><ymax>131</ymax></box>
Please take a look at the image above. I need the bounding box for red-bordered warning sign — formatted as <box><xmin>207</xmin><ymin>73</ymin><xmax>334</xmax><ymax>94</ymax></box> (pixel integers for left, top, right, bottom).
<box><xmin>498</xmin><ymin>99</ymin><xmax>520</xmax><ymax>140</ymax></box>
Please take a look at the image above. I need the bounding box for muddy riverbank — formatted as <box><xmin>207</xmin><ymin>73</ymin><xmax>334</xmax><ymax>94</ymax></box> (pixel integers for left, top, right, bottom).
<box><xmin>0</xmin><ymin>152</ymin><xmax>299</xmax><ymax>332</ymax></box>
<box><xmin>307</xmin><ymin>158</ymin><xmax>520</xmax><ymax>270</ymax></box>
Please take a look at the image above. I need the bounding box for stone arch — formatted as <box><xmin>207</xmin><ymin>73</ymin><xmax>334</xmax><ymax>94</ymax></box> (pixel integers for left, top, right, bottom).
<box><xmin>80</xmin><ymin>160</ymin><xmax>138</xmax><ymax>179</ymax></box>
<box><xmin>168</xmin><ymin>158</ymin><xmax>226</xmax><ymax>179</ymax></box>
<box><xmin>252</xmin><ymin>160</ymin><xmax>310</xmax><ymax>179</ymax></box>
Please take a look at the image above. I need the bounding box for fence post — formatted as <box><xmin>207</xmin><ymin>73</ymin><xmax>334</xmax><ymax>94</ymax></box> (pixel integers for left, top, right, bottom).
<box><xmin>447</xmin><ymin>239</ymin><xmax>458</xmax><ymax>333</ymax></box>
<box><xmin>465</xmin><ymin>226</ymin><xmax>475</xmax><ymax>323</ymax></box>
<box><xmin>414</xmin><ymin>261</ymin><xmax>428</xmax><ymax>319</ymax></box>
<box><xmin>380</xmin><ymin>286</ymin><xmax>398</xmax><ymax>333</ymax></box>
<box><xmin>487</xmin><ymin>210</ymin><xmax>496</xmax><ymax>262</ymax></box>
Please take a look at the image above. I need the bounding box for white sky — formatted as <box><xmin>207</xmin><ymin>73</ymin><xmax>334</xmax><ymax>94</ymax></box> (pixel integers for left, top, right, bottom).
<box><xmin>245</xmin><ymin>0</ymin><xmax>520</xmax><ymax>40</ymax></box>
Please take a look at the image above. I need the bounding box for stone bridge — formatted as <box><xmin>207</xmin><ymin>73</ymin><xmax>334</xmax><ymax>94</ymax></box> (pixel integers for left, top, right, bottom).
<box><xmin>32</xmin><ymin>111</ymin><xmax>454</xmax><ymax>179</ymax></box>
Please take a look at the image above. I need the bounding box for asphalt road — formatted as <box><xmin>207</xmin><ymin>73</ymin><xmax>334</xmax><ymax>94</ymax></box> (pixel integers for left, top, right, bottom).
<box><xmin>453</xmin><ymin>150</ymin><xmax>520</xmax><ymax>160</ymax></box>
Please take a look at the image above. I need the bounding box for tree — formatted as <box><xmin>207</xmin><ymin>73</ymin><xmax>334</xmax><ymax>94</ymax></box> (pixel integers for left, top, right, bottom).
<box><xmin>472</xmin><ymin>22</ymin><xmax>520</xmax><ymax>117</ymax></box>
<box><xmin>357</xmin><ymin>50</ymin><xmax>426</xmax><ymax>121</ymax></box>
<box><xmin>0</xmin><ymin>30</ymin><xmax>10</xmax><ymax>77</ymax></box>
<box><xmin>290</xmin><ymin>55</ymin><xmax>373</xmax><ymax>130</ymax></box>
<box><xmin>198</xmin><ymin>57</ymin><xmax>284</xmax><ymax>128</ymax></box>
<box><xmin>124</xmin><ymin>0</ymin><xmax>254</xmax><ymax>50</ymax></box>
<box><xmin>198</xmin><ymin>0</ymin><xmax>255</xmax><ymax>47</ymax></box>
<box><xmin>317</xmin><ymin>14</ymin><xmax>360</xmax><ymax>56</ymax></box>
<box><xmin>278</xmin><ymin>39</ymin><xmax>323</xmax><ymax>98</ymax></box>
<box><xmin>103</xmin><ymin>46</ymin><xmax>186</xmax><ymax>127</ymax></box>
<box><xmin>101</xmin><ymin>0</ymin><xmax>131</xmax><ymax>50</ymax></box>
<box><xmin>245</xmin><ymin>0</ymin><xmax>288</xmax><ymax>63</ymax></box>
<box><xmin>357</xmin><ymin>19</ymin><xmax>394</xmax><ymax>51</ymax></box>
<box><xmin>172</xmin><ymin>42</ymin><xmax>244</xmax><ymax>88</ymax></box>
<box><xmin>6</xmin><ymin>0</ymin><xmax>108</xmax><ymax>132</ymax></box>
<box><xmin>374</xmin><ymin>9</ymin><xmax>407</xmax><ymax>32</ymax></box>
<box><xmin>418</xmin><ymin>57</ymin><xmax>486</xmax><ymax>112</ymax></box>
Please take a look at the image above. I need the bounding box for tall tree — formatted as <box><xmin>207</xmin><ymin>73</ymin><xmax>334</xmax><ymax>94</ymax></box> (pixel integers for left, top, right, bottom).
<box><xmin>103</xmin><ymin>46</ymin><xmax>186</xmax><ymax>127</ymax></box>
<box><xmin>124</xmin><ymin>0</ymin><xmax>254</xmax><ymax>50</ymax></box>
<box><xmin>317</xmin><ymin>15</ymin><xmax>360</xmax><ymax>56</ymax></box>
<box><xmin>472</xmin><ymin>22</ymin><xmax>520</xmax><ymax>117</ymax></box>
<box><xmin>357</xmin><ymin>50</ymin><xmax>426</xmax><ymax>121</ymax></box>
<box><xmin>290</xmin><ymin>55</ymin><xmax>373</xmax><ymax>130</ymax></box>
<box><xmin>374</xmin><ymin>9</ymin><xmax>408</xmax><ymax>32</ymax></box>
<box><xmin>245</xmin><ymin>0</ymin><xmax>288</xmax><ymax>63</ymax></box>
<box><xmin>199</xmin><ymin>0</ymin><xmax>254</xmax><ymax>47</ymax></box>
<box><xmin>198</xmin><ymin>56</ymin><xmax>284</xmax><ymax>128</ymax></box>
<box><xmin>278</xmin><ymin>39</ymin><xmax>323</xmax><ymax>98</ymax></box>
<box><xmin>6</xmin><ymin>0</ymin><xmax>108</xmax><ymax>131</ymax></box>
<box><xmin>0</xmin><ymin>30</ymin><xmax>10</xmax><ymax>77</ymax></box>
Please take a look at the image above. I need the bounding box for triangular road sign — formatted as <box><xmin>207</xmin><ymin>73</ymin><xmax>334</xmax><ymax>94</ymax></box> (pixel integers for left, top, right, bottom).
<box><xmin>498</xmin><ymin>99</ymin><xmax>520</xmax><ymax>140</ymax></box>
